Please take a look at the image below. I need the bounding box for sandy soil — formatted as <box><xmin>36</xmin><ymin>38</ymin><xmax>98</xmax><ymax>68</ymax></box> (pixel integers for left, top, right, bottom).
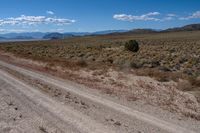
<box><xmin>0</xmin><ymin>70</ymin><xmax>114</xmax><ymax>133</ymax></box>
<box><xmin>0</xmin><ymin>52</ymin><xmax>199</xmax><ymax>120</ymax></box>
<box><xmin>0</xmin><ymin>59</ymin><xmax>199</xmax><ymax>133</ymax></box>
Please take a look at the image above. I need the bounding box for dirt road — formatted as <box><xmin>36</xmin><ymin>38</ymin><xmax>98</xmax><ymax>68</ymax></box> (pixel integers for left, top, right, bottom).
<box><xmin>0</xmin><ymin>60</ymin><xmax>198</xmax><ymax>133</ymax></box>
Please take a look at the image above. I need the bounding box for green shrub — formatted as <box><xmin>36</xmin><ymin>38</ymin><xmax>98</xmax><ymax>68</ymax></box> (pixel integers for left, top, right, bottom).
<box><xmin>124</xmin><ymin>40</ymin><xmax>139</xmax><ymax>52</ymax></box>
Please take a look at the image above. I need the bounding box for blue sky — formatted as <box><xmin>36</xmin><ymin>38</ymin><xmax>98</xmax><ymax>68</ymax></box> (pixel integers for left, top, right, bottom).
<box><xmin>0</xmin><ymin>0</ymin><xmax>200</xmax><ymax>33</ymax></box>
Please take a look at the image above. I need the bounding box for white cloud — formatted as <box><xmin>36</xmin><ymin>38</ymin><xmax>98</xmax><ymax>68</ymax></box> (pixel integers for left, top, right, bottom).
<box><xmin>113</xmin><ymin>12</ymin><xmax>200</xmax><ymax>22</ymax></box>
<box><xmin>0</xmin><ymin>15</ymin><xmax>75</xmax><ymax>26</ymax></box>
<box><xmin>113</xmin><ymin>14</ymin><xmax>133</xmax><ymax>22</ymax></box>
<box><xmin>167</xmin><ymin>14</ymin><xmax>176</xmax><ymax>17</ymax></box>
<box><xmin>0</xmin><ymin>29</ymin><xmax>41</xmax><ymax>33</ymax></box>
<box><xmin>146</xmin><ymin>12</ymin><xmax>160</xmax><ymax>16</ymax></box>
<box><xmin>46</xmin><ymin>11</ymin><xmax>54</xmax><ymax>15</ymax></box>
<box><xmin>192</xmin><ymin>11</ymin><xmax>200</xmax><ymax>18</ymax></box>
<box><xmin>8</xmin><ymin>15</ymin><xmax>46</xmax><ymax>25</ymax></box>
<box><xmin>45</xmin><ymin>17</ymin><xmax>76</xmax><ymax>25</ymax></box>
<box><xmin>179</xmin><ymin>11</ymin><xmax>200</xmax><ymax>20</ymax></box>
<box><xmin>161</xmin><ymin>14</ymin><xmax>177</xmax><ymax>21</ymax></box>
<box><xmin>113</xmin><ymin>12</ymin><xmax>160</xmax><ymax>22</ymax></box>
<box><xmin>0</xmin><ymin>19</ymin><xmax>18</xmax><ymax>25</ymax></box>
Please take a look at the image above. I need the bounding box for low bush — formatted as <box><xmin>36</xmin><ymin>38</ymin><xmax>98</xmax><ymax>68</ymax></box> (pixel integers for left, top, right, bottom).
<box><xmin>124</xmin><ymin>40</ymin><xmax>139</xmax><ymax>52</ymax></box>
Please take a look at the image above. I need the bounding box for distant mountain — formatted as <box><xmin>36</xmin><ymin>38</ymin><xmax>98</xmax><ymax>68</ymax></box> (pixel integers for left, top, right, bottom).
<box><xmin>127</xmin><ymin>29</ymin><xmax>157</xmax><ymax>34</ymax></box>
<box><xmin>164</xmin><ymin>24</ymin><xmax>200</xmax><ymax>32</ymax></box>
<box><xmin>110</xmin><ymin>24</ymin><xmax>200</xmax><ymax>35</ymax></box>
<box><xmin>42</xmin><ymin>30</ymin><xmax>127</xmax><ymax>39</ymax></box>
<box><xmin>61</xmin><ymin>30</ymin><xmax>127</xmax><ymax>36</ymax></box>
<box><xmin>109</xmin><ymin>29</ymin><xmax>157</xmax><ymax>35</ymax></box>
<box><xmin>43</xmin><ymin>32</ymin><xmax>74</xmax><ymax>39</ymax></box>
<box><xmin>43</xmin><ymin>33</ymin><xmax>64</xmax><ymax>39</ymax></box>
<box><xmin>63</xmin><ymin>33</ymin><xmax>75</xmax><ymax>38</ymax></box>
<box><xmin>1</xmin><ymin>23</ymin><xmax>200</xmax><ymax>40</ymax></box>
<box><xmin>93</xmin><ymin>30</ymin><xmax>127</xmax><ymax>35</ymax></box>
<box><xmin>64</xmin><ymin>32</ymin><xmax>91</xmax><ymax>36</ymax></box>
<box><xmin>0</xmin><ymin>32</ymin><xmax>46</xmax><ymax>39</ymax></box>
<box><xmin>0</xmin><ymin>37</ymin><xmax>6</xmax><ymax>40</ymax></box>
<box><xmin>12</xmin><ymin>36</ymin><xmax>34</xmax><ymax>40</ymax></box>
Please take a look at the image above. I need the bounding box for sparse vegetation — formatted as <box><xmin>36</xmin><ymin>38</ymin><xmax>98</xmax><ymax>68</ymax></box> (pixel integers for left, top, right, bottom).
<box><xmin>1</xmin><ymin>31</ymin><xmax>199</xmax><ymax>84</ymax></box>
<box><xmin>0</xmin><ymin>30</ymin><xmax>200</xmax><ymax>120</ymax></box>
<box><xmin>0</xmin><ymin>31</ymin><xmax>200</xmax><ymax>104</ymax></box>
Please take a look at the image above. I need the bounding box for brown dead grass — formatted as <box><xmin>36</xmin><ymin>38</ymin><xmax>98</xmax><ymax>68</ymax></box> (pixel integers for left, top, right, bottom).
<box><xmin>0</xmin><ymin>31</ymin><xmax>200</xmax><ymax>120</ymax></box>
<box><xmin>1</xmin><ymin>31</ymin><xmax>200</xmax><ymax>87</ymax></box>
<box><xmin>1</xmin><ymin>52</ymin><xmax>200</xmax><ymax>120</ymax></box>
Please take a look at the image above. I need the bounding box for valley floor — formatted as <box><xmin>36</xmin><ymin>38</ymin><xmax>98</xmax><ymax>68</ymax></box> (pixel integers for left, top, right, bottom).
<box><xmin>0</xmin><ymin>53</ymin><xmax>200</xmax><ymax>133</ymax></box>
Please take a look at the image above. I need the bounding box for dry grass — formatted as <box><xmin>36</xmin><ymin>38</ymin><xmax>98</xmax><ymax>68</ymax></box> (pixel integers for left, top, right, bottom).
<box><xmin>1</xmin><ymin>49</ymin><xmax>200</xmax><ymax>120</ymax></box>
<box><xmin>0</xmin><ymin>31</ymin><xmax>200</xmax><ymax>88</ymax></box>
<box><xmin>0</xmin><ymin>31</ymin><xmax>200</xmax><ymax>117</ymax></box>
<box><xmin>0</xmin><ymin>31</ymin><xmax>200</xmax><ymax>85</ymax></box>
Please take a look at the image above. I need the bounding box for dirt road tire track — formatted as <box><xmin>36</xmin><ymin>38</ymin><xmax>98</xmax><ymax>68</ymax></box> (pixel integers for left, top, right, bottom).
<box><xmin>0</xmin><ymin>70</ymin><xmax>114</xmax><ymax>133</ymax></box>
<box><xmin>0</xmin><ymin>79</ymin><xmax>67</xmax><ymax>133</ymax></box>
<box><xmin>0</xmin><ymin>60</ymin><xmax>197</xmax><ymax>133</ymax></box>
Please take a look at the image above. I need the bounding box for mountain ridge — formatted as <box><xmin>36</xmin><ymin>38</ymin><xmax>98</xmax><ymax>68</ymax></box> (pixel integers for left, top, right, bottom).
<box><xmin>163</xmin><ymin>24</ymin><xmax>200</xmax><ymax>32</ymax></box>
<box><xmin>0</xmin><ymin>23</ymin><xmax>200</xmax><ymax>40</ymax></box>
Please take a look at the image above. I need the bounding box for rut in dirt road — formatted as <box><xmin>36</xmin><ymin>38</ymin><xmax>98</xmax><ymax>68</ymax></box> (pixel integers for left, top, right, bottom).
<box><xmin>0</xmin><ymin>70</ymin><xmax>115</xmax><ymax>133</ymax></box>
<box><xmin>0</xmin><ymin>60</ymin><xmax>197</xmax><ymax>133</ymax></box>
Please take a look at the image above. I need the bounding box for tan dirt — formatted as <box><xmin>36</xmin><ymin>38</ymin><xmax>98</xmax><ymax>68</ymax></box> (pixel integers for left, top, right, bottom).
<box><xmin>0</xmin><ymin>59</ymin><xmax>199</xmax><ymax>133</ymax></box>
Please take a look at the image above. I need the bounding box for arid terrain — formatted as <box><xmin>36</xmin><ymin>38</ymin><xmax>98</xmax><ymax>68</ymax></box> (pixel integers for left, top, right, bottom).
<box><xmin>0</xmin><ymin>31</ymin><xmax>200</xmax><ymax>133</ymax></box>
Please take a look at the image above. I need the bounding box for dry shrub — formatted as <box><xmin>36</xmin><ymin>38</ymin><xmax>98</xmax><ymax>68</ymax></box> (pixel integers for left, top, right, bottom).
<box><xmin>188</xmin><ymin>76</ymin><xmax>200</xmax><ymax>87</ymax></box>
<box><xmin>43</xmin><ymin>58</ymin><xmax>88</xmax><ymax>70</ymax></box>
<box><xmin>183</xmin><ymin>112</ymin><xmax>200</xmax><ymax>121</ymax></box>
<box><xmin>135</xmin><ymin>68</ymin><xmax>184</xmax><ymax>82</ymax></box>
<box><xmin>60</xmin><ymin>61</ymin><xmax>74</xmax><ymax>68</ymax></box>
